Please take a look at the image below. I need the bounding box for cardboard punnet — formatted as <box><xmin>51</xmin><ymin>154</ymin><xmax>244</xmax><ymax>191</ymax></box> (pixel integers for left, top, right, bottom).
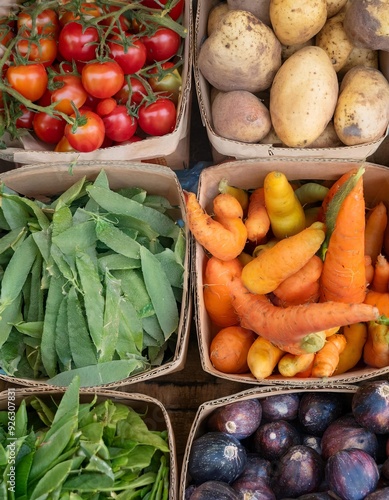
<box><xmin>0</xmin><ymin>161</ymin><xmax>192</xmax><ymax>388</ymax></box>
<box><xmin>0</xmin><ymin>0</ymin><xmax>192</xmax><ymax>170</ymax></box>
<box><xmin>0</xmin><ymin>386</ymin><xmax>178</xmax><ymax>499</ymax></box>
<box><xmin>194</xmin><ymin>0</ymin><xmax>388</xmax><ymax>163</ymax></box>
<box><xmin>193</xmin><ymin>158</ymin><xmax>389</xmax><ymax>386</ymax></box>
<box><xmin>180</xmin><ymin>384</ymin><xmax>359</xmax><ymax>496</ymax></box>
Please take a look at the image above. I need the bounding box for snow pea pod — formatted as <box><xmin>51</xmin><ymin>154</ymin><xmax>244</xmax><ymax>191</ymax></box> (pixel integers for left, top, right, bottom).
<box><xmin>0</xmin><ymin>192</ymin><xmax>50</xmax><ymax>230</ymax></box>
<box><xmin>114</xmin><ymin>269</ymin><xmax>154</xmax><ymax>318</ymax></box>
<box><xmin>0</xmin><ymin>227</ymin><xmax>26</xmax><ymax>255</ymax></box>
<box><xmin>100</xmin><ymin>272</ymin><xmax>121</xmax><ymax>363</ymax></box>
<box><xmin>52</xmin><ymin>220</ymin><xmax>97</xmax><ymax>255</ymax></box>
<box><xmin>95</xmin><ymin>219</ymin><xmax>141</xmax><ymax>260</ymax></box>
<box><xmin>55</xmin><ymin>295</ymin><xmax>72</xmax><ymax>373</ymax></box>
<box><xmin>50</xmin><ymin>176</ymin><xmax>87</xmax><ymax>211</ymax></box>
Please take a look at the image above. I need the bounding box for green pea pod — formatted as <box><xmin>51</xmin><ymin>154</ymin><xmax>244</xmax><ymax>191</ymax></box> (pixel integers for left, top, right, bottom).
<box><xmin>0</xmin><ymin>227</ymin><xmax>26</xmax><ymax>255</ymax></box>
<box><xmin>105</xmin><ymin>213</ymin><xmax>159</xmax><ymax>241</ymax></box>
<box><xmin>154</xmin><ymin>248</ymin><xmax>184</xmax><ymax>288</ymax></box>
<box><xmin>95</xmin><ymin>220</ymin><xmax>141</xmax><ymax>260</ymax></box>
<box><xmin>52</xmin><ymin>205</ymin><xmax>73</xmax><ymax>237</ymax></box>
<box><xmin>50</xmin><ymin>176</ymin><xmax>87</xmax><ymax>211</ymax></box>
<box><xmin>26</xmin><ymin>252</ymin><xmax>44</xmax><ymax>322</ymax></box>
<box><xmin>13</xmin><ymin>321</ymin><xmax>43</xmax><ymax>337</ymax></box>
<box><xmin>98</xmin><ymin>253</ymin><xmax>140</xmax><ymax>272</ymax></box>
<box><xmin>67</xmin><ymin>286</ymin><xmax>97</xmax><ymax>369</ymax></box>
<box><xmin>0</xmin><ymin>294</ymin><xmax>22</xmax><ymax>350</ymax></box>
<box><xmin>52</xmin><ymin>220</ymin><xmax>97</xmax><ymax>255</ymax></box>
<box><xmin>114</xmin><ymin>269</ymin><xmax>154</xmax><ymax>318</ymax></box>
<box><xmin>140</xmin><ymin>246</ymin><xmax>178</xmax><ymax>339</ymax></box>
<box><xmin>55</xmin><ymin>296</ymin><xmax>72</xmax><ymax>372</ymax></box>
<box><xmin>75</xmin><ymin>252</ymin><xmax>104</xmax><ymax>355</ymax></box>
<box><xmin>100</xmin><ymin>271</ymin><xmax>121</xmax><ymax>363</ymax></box>
<box><xmin>116</xmin><ymin>299</ymin><xmax>143</xmax><ymax>359</ymax></box>
<box><xmin>1</xmin><ymin>195</ymin><xmax>30</xmax><ymax>230</ymax></box>
<box><xmin>86</xmin><ymin>185</ymin><xmax>179</xmax><ymax>238</ymax></box>
<box><xmin>0</xmin><ymin>192</ymin><xmax>50</xmax><ymax>230</ymax></box>
<box><xmin>50</xmin><ymin>243</ymin><xmax>79</xmax><ymax>290</ymax></box>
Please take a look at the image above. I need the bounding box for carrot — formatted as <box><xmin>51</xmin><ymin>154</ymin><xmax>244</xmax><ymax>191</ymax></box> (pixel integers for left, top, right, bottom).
<box><xmin>371</xmin><ymin>253</ymin><xmax>389</xmax><ymax>293</ymax></box>
<box><xmin>237</xmin><ymin>251</ymin><xmax>254</xmax><ymax>266</ymax></box>
<box><xmin>272</xmin><ymin>255</ymin><xmax>323</xmax><ymax>307</ymax></box>
<box><xmin>383</xmin><ymin>214</ymin><xmax>389</xmax><ymax>258</ymax></box>
<box><xmin>365</xmin><ymin>255</ymin><xmax>374</xmax><ymax>287</ymax></box>
<box><xmin>334</xmin><ymin>323</ymin><xmax>367</xmax><ymax>375</ymax></box>
<box><xmin>363</xmin><ymin>321</ymin><xmax>389</xmax><ymax>368</ymax></box>
<box><xmin>365</xmin><ymin>201</ymin><xmax>387</xmax><ymax>265</ymax></box>
<box><xmin>304</xmin><ymin>206</ymin><xmax>321</xmax><ymax>227</ymax></box>
<box><xmin>278</xmin><ymin>352</ymin><xmax>315</xmax><ymax>377</ymax></box>
<box><xmin>247</xmin><ymin>336</ymin><xmax>284</xmax><ymax>380</ymax></box>
<box><xmin>241</xmin><ymin>222</ymin><xmax>326</xmax><ymax>295</ymax></box>
<box><xmin>184</xmin><ymin>191</ymin><xmax>248</xmax><ymax>261</ymax></box>
<box><xmin>318</xmin><ymin>167</ymin><xmax>358</xmax><ymax>222</ymax></box>
<box><xmin>252</xmin><ymin>239</ymin><xmax>278</xmax><ymax>257</ymax></box>
<box><xmin>210</xmin><ymin>325</ymin><xmax>256</xmax><ymax>374</ymax></box>
<box><xmin>320</xmin><ymin>170</ymin><xmax>366</xmax><ymax>304</ymax></box>
<box><xmin>227</xmin><ymin>271</ymin><xmax>380</xmax><ymax>355</ymax></box>
<box><xmin>294</xmin><ymin>182</ymin><xmax>329</xmax><ymax>207</ymax></box>
<box><xmin>218</xmin><ymin>178</ymin><xmax>249</xmax><ymax>213</ymax></box>
<box><xmin>244</xmin><ymin>187</ymin><xmax>271</xmax><ymax>243</ymax></box>
<box><xmin>311</xmin><ymin>333</ymin><xmax>347</xmax><ymax>378</ymax></box>
<box><xmin>294</xmin><ymin>360</ymin><xmax>314</xmax><ymax>378</ymax></box>
<box><xmin>364</xmin><ymin>290</ymin><xmax>389</xmax><ymax>316</ymax></box>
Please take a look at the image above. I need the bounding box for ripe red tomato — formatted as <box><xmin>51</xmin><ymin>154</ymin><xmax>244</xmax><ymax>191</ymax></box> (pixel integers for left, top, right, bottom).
<box><xmin>54</xmin><ymin>135</ymin><xmax>76</xmax><ymax>152</ymax></box>
<box><xmin>82</xmin><ymin>61</ymin><xmax>125</xmax><ymax>99</ymax></box>
<box><xmin>17</xmin><ymin>8</ymin><xmax>59</xmax><ymax>36</ymax></box>
<box><xmin>141</xmin><ymin>28</ymin><xmax>181</xmax><ymax>63</ymax></box>
<box><xmin>16</xmin><ymin>106</ymin><xmax>34</xmax><ymax>129</ymax></box>
<box><xmin>64</xmin><ymin>110</ymin><xmax>105</xmax><ymax>152</ymax></box>
<box><xmin>107</xmin><ymin>35</ymin><xmax>147</xmax><ymax>75</ymax></box>
<box><xmin>58</xmin><ymin>22</ymin><xmax>99</xmax><ymax>62</ymax></box>
<box><xmin>102</xmin><ymin>105</ymin><xmax>138</xmax><ymax>142</ymax></box>
<box><xmin>100</xmin><ymin>5</ymin><xmax>131</xmax><ymax>31</ymax></box>
<box><xmin>58</xmin><ymin>2</ymin><xmax>102</xmax><ymax>26</ymax></box>
<box><xmin>6</xmin><ymin>63</ymin><xmax>48</xmax><ymax>101</ymax></box>
<box><xmin>96</xmin><ymin>98</ymin><xmax>117</xmax><ymax>117</ymax></box>
<box><xmin>114</xmin><ymin>77</ymin><xmax>147</xmax><ymax>106</ymax></box>
<box><xmin>51</xmin><ymin>75</ymin><xmax>88</xmax><ymax>115</ymax></box>
<box><xmin>138</xmin><ymin>98</ymin><xmax>176</xmax><ymax>136</ymax></box>
<box><xmin>140</xmin><ymin>0</ymin><xmax>185</xmax><ymax>21</ymax></box>
<box><xmin>33</xmin><ymin>112</ymin><xmax>66</xmax><ymax>144</ymax></box>
<box><xmin>148</xmin><ymin>62</ymin><xmax>182</xmax><ymax>105</ymax></box>
<box><xmin>15</xmin><ymin>38</ymin><xmax>58</xmax><ymax>67</ymax></box>
<box><xmin>0</xmin><ymin>24</ymin><xmax>14</xmax><ymax>46</ymax></box>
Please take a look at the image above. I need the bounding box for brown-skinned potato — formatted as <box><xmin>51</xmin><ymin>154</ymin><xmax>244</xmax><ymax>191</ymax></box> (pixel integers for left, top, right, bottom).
<box><xmin>227</xmin><ymin>0</ymin><xmax>271</xmax><ymax>26</ymax></box>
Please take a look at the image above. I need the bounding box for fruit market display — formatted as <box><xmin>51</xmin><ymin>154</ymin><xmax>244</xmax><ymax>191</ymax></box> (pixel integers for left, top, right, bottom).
<box><xmin>184</xmin><ymin>380</ymin><xmax>389</xmax><ymax>499</ymax></box>
<box><xmin>0</xmin><ymin>0</ymin><xmax>186</xmax><ymax>153</ymax></box>
<box><xmin>186</xmin><ymin>166</ymin><xmax>389</xmax><ymax>380</ymax></box>
<box><xmin>198</xmin><ymin>0</ymin><xmax>389</xmax><ymax>148</ymax></box>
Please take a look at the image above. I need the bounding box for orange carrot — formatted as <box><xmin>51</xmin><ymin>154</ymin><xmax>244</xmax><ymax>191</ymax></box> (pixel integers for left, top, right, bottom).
<box><xmin>371</xmin><ymin>253</ymin><xmax>389</xmax><ymax>293</ymax></box>
<box><xmin>383</xmin><ymin>214</ymin><xmax>389</xmax><ymax>258</ymax></box>
<box><xmin>184</xmin><ymin>191</ymin><xmax>248</xmax><ymax>261</ymax></box>
<box><xmin>364</xmin><ymin>290</ymin><xmax>389</xmax><ymax>316</ymax></box>
<box><xmin>365</xmin><ymin>255</ymin><xmax>374</xmax><ymax>287</ymax></box>
<box><xmin>278</xmin><ymin>352</ymin><xmax>315</xmax><ymax>377</ymax></box>
<box><xmin>365</xmin><ymin>201</ymin><xmax>387</xmax><ymax>265</ymax></box>
<box><xmin>363</xmin><ymin>321</ymin><xmax>389</xmax><ymax>368</ymax></box>
<box><xmin>311</xmin><ymin>333</ymin><xmax>347</xmax><ymax>378</ymax></box>
<box><xmin>244</xmin><ymin>187</ymin><xmax>271</xmax><ymax>244</ymax></box>
<box><xmin>227</xmin><ymin>272</ymin><xmax>380</xmax><ymax>355</ymax></box>
<box><xmin>334</xmin><ymin>323</ymin><xmax>367</xmax><ymax>375</ymax></box>
<box><xmin>320</xmin><ymin>171</ymin><xmax>366</xmax><ymax>304</ymax></box>
<box><xmin>272</xmin><ymin>255</ymin><xmax>323</xmax><ymax>307</ymax></box>
<box><xmin>318</xmin><ymin>167</ymin><xmax>358</xmax><ymax>222</ymax></box>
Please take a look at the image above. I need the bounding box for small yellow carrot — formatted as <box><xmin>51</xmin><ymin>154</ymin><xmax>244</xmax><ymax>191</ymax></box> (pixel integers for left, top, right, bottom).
<box><xmin>218</xmin><ymin>178</ymin><xmax>249</xmax><ymax>213</ymax></box>
<box><xmin>278</xmin><ymin>352</ymin><xmax>315</xmax><ymax>377</ymax></box>
<box><xmin>311</xmin><ymin>334</ymin><xmax>347</xmax><ymax>378</ymax></box>
<box><xmin>247</xmin><ymin>336</ymin><xmax>284</xmax><ymax>380</ymax></box>
<box><xmin>363</xmin><ymin>321</ymin><xmax>389</xmax><ymax>368</ymax></box>
<box><xmin>334</xmin><ymin>323</ymin><xmax>367</xmax><ymax>375</ymax></box>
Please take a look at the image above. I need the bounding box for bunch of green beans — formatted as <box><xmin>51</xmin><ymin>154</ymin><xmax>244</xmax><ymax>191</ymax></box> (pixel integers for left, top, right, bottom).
<box><xmin>0</xmin><ymin>376</ymin><xmax>171</xmax><ymax>498</ymax></box>
<box><xmin>0</xmin><ymin>170</ymin><xmax>186</xmax><ymax>387</ymax></box>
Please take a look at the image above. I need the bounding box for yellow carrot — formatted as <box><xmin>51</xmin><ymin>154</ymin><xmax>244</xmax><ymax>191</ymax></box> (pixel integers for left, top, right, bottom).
<box><xmin>278</xmin><ymin>352</ymin><xmax>315</xmax><ymax>377</ymax></box>
<box><xmin>311</xmin><ymin>334</ymin><xmax>347</xmax><ymax>378</ymax></box>
<box><xmin>247</xmin><ymin>336</ymin><xmax>284</xmax><ymax>380</ymax></box>
<box><xmin>334</xmin><ymin>323</ymin><xmax>367</xmax><ymax>375</ymax></box>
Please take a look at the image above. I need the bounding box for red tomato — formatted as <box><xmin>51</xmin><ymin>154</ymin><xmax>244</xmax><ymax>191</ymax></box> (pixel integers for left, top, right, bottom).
<box><xmin>6</xmin><ymin>63</ymin><xmax>48</xmax><ymax>101</ymax></box>
<box><xmin>58</xmin><ymin>2</ymin><xmax>102</xmax><ymax>26</ymax></box>
<box><xmin>114</xmin><ymin>77</ymin><xmax>147</xmax><ymax>106</ymax></box>
<box><xmin>102</xmin><ymin>105</ymin><xmax>138</xmax><ymax>142</ymax></box>
<box><xmin>16</xmin><ymin>106</ymin><xmax>34</xmax><ymax>129</ymax></box>
<box><xmin>96</xmin><ymin>98</ymin><xmax>117</xmax><ymax>117</ymax></box>
<box><xmin>138</xmin><ymin>98</ymin><xmax>176</xmax><ymax>136</ymax></box>
<box><xmin>140</xmin><ymin>0</ymin><xmax>185</xmax><ymax>21</ymax></box>
<box><xmin>64</xmin><ymin>110</ymin><xmax>105</xmax><ymax>152</ymax></box>
<box><xmin>107</xmin><ymin>35</ymin><xmax>147</xmax><ymax>75</ymax></box>
<box><xmin>17</xmin><ymin>8</ymin><xmax>59</xmax><ymax>36</ymax></box>
<box><xmin>0</xmin><ymin>24</ymin><xmax>14</xmax><ymax>47</ymax></box>
<box><xmin>58</xmin><ymin>22</ymin><xmax>99</xmax><ymax>62</ymax></box>
<box><xmin>51</xmin><ymin>75</ymin><xmax>88</xmax><ymax>115</ymax></box>
<box><xmin>33</xmin><ymin>112</ymin><xmax>66</xmax><ymax>144</ymax></box>
<box><xmin>15</xmin><ymin>38</ymin><xmax>58</xmax><ymax>67</ymax></box>
<box><xmin>141</xmin><ymin>28</ymin><xmax>181</xmax><ymax>63</ymax></box>
<box><xmin>54</xmin><ymin>135</ymin><xmax>76</xmax><ymax>152</ymax></box>
<box><xmin>148</xmin><ymin>62</ymin><xmax>182</xmax><ymax>104</ymax></box>
<box><xmin>82</xmin><ymin>61</ymin><xmax>125</xmax><ymax>99</ymax></box>
<box><xmin>100</xmin><ymin>5</ymin><xmax>131</xmax><ymax>31</ymax></box>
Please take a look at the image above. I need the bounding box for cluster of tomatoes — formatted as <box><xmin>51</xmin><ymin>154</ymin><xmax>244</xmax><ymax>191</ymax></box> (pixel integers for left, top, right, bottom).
<box><xmin>0</xmin><ymin>0</ymin><xmax>186</xmax><ymax>152</ymax></box>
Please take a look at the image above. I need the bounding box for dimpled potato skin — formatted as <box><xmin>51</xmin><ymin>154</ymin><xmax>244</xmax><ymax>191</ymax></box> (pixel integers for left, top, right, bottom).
<box><xmin>198</xmin><ymin>10</ymin><xmax>282</xmax><ymax>93</ymax></box>
<box><xmin>269</xmin><ymin>46</ymin><xmax>339</xmax><ymax>147</ymax></box>
<box><xmin>334</xmin><ymin>66</ymin><xmax>389</xmax><ymax>146</ymax></box>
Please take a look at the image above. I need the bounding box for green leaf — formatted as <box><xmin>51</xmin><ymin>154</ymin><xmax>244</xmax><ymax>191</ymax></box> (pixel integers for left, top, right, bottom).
<box><xmin>30</xmin><ymin>459</ymin><xmax>73</xmax><ymax>500</ymax></box>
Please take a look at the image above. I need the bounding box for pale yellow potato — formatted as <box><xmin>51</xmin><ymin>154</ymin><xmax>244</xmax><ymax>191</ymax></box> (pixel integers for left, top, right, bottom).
<box><xmin>198</xmin><ymin>10</ymin><xmax>282</xmax><ymax>92</ymax></box>
<box><xmin>269</xmin><ymin>46</ymin><xmax>339</xmax><ymax>147</ymax></box>
<box><xmin>269</xmin><ymin>0</ymin><xmax>327</xmax><ymax>45</ymax></box>
<box><xmin>227</xmin><ymin>0</ymin><xmax>271</xmax><ymax>26</ymax></box>
<box><xmin>212</xmin><ymin>90</ymin><xmax>272</xmax><ymax>142</ymax></box>
<box><xmin>309</xmin><ymin>121</ymin><xmax>342</xmax><ymax>148</ymax></box>
<box><xmin>326</xmin><ymin>0</ymin><xmax>348</xmax><ymax>18</ymax></box>
<box><xmin>281</xmin><ymin>39</ymin><xmax>314</xmax><ymax>63</ymax></box>
<box><xmin>207</xmin><ymin>2</ymin><xmax>229</xmax><ymax>36</ymax></box>
<box><xmin>334</xmin><ymin>66</ymin><xmax>389</xmax><ymax>146</ymax></box>
<box><xmin>315</xmin><ymin>11</ymin><xmax>353</xmax><ymax>72</ymax></box>
<box><xmin>337</xmin><ymin>47</ymin><xmax>379</xmax><ymax>80</ymax></box>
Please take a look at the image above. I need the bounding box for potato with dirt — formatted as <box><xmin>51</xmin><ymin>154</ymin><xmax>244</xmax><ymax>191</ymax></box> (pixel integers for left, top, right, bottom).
<box><xmin>207</xmin><ymin>2</ymin><xmax>229</xmax><ymax>35</ymax></box>
<box><xmin>212</xmin><ymin>90</ymin><xmax>272</xmax><ymax>143</ymax></box>
<box><xmin>269</xmin><ymin>0</ymin><xmax>327</xmax><ymax>45</ymax></box>
<box><xmin>333</xmin><ymin>66</ymin><xmax>389</xmax><ymax>146</ymax></box>
<box><xmin>227</xmin><ymin>0</ymin><xmax>271</xmax><ymax>25</ymax></box>
<box><xmin>269</xmin><ymin>46</ymin><xmax>339</xmax><ymax>147</ymax></box>
<box><xmin>326</xmin><ymin>0</ymin><xmax>348</xmax><ymax>18</ymax></box>
<box><xmin>198</xmin><ymin>9</ymin><xmax>282</xmax><ymax>93</ymax></box>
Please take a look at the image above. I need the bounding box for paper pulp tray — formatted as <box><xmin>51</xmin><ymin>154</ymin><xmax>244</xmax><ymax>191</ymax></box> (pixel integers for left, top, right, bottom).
<box><xmin>0</xmin><ymin>0</ymin><xmax>192</xmax><ymax>170</ymax></box>
<box><xmin>194</xmin><ymin>158</ymin><xmax>389</xmax><ymax>386</ymax></box>
<box><xmin>0</xmin><ymin>161</ymin><xmax>192</xmax><ymax>388</ymax></box>
<box><xmin>179</xmin><ymin>384</ymin><xmax>359</xmax><ymax>497</ymax></box>
<box><xmin>194</xmin><ymin>0</ymin><xmax>388</xmax><ymax>163</ymax></box>
<box><xmin>0</xmin><ymin>386</ymin><xmax>178</xmax><ymax>499</ymax></box>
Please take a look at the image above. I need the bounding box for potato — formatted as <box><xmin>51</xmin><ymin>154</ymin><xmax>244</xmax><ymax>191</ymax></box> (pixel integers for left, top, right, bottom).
<box><xmin>269</xmin><ymin>0</ymin><xmax>327</xmax><ymax>45</ymax></box>
<box><xmin>337</xmin><ymin>46</ymin><xmax>379</xmax><ymax>80</ymax></box>
<box><xmin>207</xmin><ymin>2</ymin><xmax>229</xmax><ymax>36</ymax></box>
<box><xmin>333</xmin><ymin>66</ymin><xmax>389</xmax><ymax>146</ymax></box>
<box><xmin>198</xmin><ymin>10</ymin><xmax>282</xmax><ymax>92</ymax></box>
<box><xmin>308</xmin><ymin>121</ymin><xmax>342</xmax><ymax>148</ymax></box>
<box><xmin>315</xmin><ymin>11</ymin><xmax>354</xmax><ymax>73</ymax></box>
<box><xmin>212</xmin><ymin>90</ymin><xmax>272</xmax><ymax>143</ymax></box>
<box><xmin>269</xmin><ymin>46</ymin><xmax>339</xmax><ymax>147</ymax></box>
<box><xmin>259</xmin><ymin>127</ymin><xmax>284</xmax><ymax>145</ymax></box>
<box><xmin>227</xmin><ymin>0</ymin><xmax>271</xmax><ymax>26</ymax></box>
<box><xmin>343</xmin><ymin>0</ymin><xmax>389</xmax><ymax>51</ymax></box>
<box><xmin>326</xmin><ymin>0</ymin><xmax>348</xmax><ymax>18</ymax></box>
<box><xmin>281</xmin><ymin>39</ymin><xmax>314</xmax><ymax>62</ymax></box>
